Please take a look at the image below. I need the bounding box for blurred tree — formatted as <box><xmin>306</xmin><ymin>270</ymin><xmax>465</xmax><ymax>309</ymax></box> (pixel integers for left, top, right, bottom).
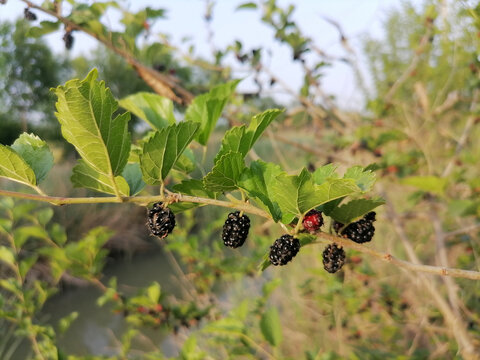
<box><xmin>0</xmin><ymin>19</ymin><xmax>70</xmax><ymax>144</ymax></box>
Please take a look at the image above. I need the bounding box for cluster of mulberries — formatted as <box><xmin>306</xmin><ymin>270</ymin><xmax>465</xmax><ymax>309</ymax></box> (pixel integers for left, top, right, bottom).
<box><xmin>146</xmin><ymin>201</ymin><xmax>377</xmax><ymax>272</ymax></box>
<box><xmin>147</xmin><ymin>202</ymin><xmax>176</xmax><ymax>239</ymax></box>
<box><xmin>24</xmin><ymin>8</ymin><xmax>37</xmax><ymax>21</ymax></box>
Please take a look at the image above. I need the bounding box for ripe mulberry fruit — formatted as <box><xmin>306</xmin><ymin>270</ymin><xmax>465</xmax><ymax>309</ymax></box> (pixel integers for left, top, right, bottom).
<box><xmin>323</xmin><ymin>243</ymin><xmax>346</xmax><ymax>273</ymax></box>
<box><xmin>63</xmin><ymin>31</ymin><xmax>74</xmax><ymax>50</ymax></box>
<box><xmin>269</xmin><ymin>234</ymin><xmax>300</xmax><ymax>266</ymax></box>
<box><xmin>302</xmin><ymin>209</ymin><xmax>324</xmax><ymax>233</ymax></box>
<box><xmin>222</xmin><ymin>211</ymin><xmax>250</xmax><ymax>248</ymax></box>
<box><xmin>24</xmin><ymin>8</ymin><xmax>37</xmax><ymax>21</ymax></box>
<box><xmin>147</xmin><ymin>202</ymin><xmax>175</xmax><ymax>239</ymax></box>
<box><xmin>334</xmin><ymin>212</ymin><xmax>376</xmax><ymax>244</ymax></box>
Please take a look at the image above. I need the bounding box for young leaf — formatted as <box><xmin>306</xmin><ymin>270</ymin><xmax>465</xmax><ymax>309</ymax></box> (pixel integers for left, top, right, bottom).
<box><xmin>330</xmin><ymin>198</ymin><xmax>385</xmax><ymax>224</ymax></box>
<box><xmin>54</xmin><ymin>69</ymin><xmax>131</xmax><ymax>193</ymax></box>
<box><xmin>26</xmin><ymin>20</ymin><xmax>60</xmax><ymax>38</ymax></box>
<box><xmin>119</xmin><ymin>92</ymin><xmax>176</xmax><ymax>130</ymax></box>
<box><xmin>238</xmin><ymin>160</ymin><xmax>284</xmax><ymax>222</ymax></box>
<box><xmin>140</xmin><ymin>122</ymin><xmax>199</xmax><ymax>184</ymax></box>
<box><xmin>71</xmin><ymin>160</ymin><xmax>130</xmax><ymax>196</ymax></box>
<box><xmin>271</xmin><ymin>169</ymin><xmax>359</xmax><ymax>224</ymax></box>
<box><xmin>122</xmin><ymin>163</ymin><xmax>146</xmax><ymax>196</ymax></box>
<box><xmin>236</xmin><ymin>2</ymin><xmax>257</xmax><ymax>10</ymax></box>
<box><xmin>185</xmin><ymin>80</ymin><xmax>240</xmax><ymax>146</ymax></box>
<box><xmin>0</xmin><ymin>145</ymin><xmax>36</xmax><ymax>187</ymax></box>
<box><xmin>214</xmin><ymin>109</ymin><xmax>283</xmax><ymax>162</ymax></box>
<box><xmin>203</xmin><ymin>152</ymin><xmax>245</xmax><ymax>192</ymax></box>
<box><xmin>344</xmin><ymin>166</ymin><xmax>376</xmax><ymax>192</ymax></box>
<box><xmin>11</xmin><ymin>133</ymin><xmax>54</xmax><ymax>184</ymax></box>
<box><xmin>260</xmin><ymin>307</ymin><xmax>283</xmax><ymax>347</ymax></box>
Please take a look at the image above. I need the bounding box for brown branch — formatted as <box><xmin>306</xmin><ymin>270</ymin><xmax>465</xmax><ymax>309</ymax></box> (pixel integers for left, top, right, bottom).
<box><xmin>21</xmin><ymin>0</ymin><xmax>194</xmax><ymax>105</ymax></box>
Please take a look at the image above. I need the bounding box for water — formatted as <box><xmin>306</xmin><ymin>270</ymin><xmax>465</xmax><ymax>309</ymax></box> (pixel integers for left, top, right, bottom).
<box><xmin>39</xmin><ymin>247</ymin><xmax>185</xmax><ymax>357</ymax></box>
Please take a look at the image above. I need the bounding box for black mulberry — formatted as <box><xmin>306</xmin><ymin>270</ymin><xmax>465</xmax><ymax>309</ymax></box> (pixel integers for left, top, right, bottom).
<box><xmin>323</xmin><ymin>243</ymin><xmax>346</xmax><ymax>273</ymax></box>
<box><xmin>147</xmin><ymin>202</ymin><xmax>175</xmax><ymax>239</ymax></box>
<box><xmin>222</xmin><ymin>211</ymin><xmax>250</xmax><ymax>248</ymax></box>
<box><xmin>24</xmin><ymin>8</ymin><xmax>37</xmax><ymax>21</ymax></box>
<box><xmin>302</xmin><ymin>209</ymin><xmax>324</xmax><ymax>233</ymax></box>
<box><xmin>334</xmin><ymin>212</ymin><xmax>376</xmax><ymax>244</ymax></box>
<box><xmin>269</xmin><ymin>234</ymin><xmax>300</xmax><ymax>266</ymax></box>
<box><xmin>63</xmin><ymin>31</ymin><xmax>74</xmax><ymax>50</ymax></box>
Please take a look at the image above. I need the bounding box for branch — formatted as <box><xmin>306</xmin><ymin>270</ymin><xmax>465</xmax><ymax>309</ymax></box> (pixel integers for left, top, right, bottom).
<box><xmin>316</xmin><ymin>232</ymin><xmax>480</xmax><ymax>281</ymax></box>
<box><xmin>21</xmin><ymin>0</ymin><xmax>194</xmax><ymax>105</ymax></box>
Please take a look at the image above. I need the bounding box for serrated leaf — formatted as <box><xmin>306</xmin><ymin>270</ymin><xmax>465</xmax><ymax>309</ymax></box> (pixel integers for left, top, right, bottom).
<box><xmin>185</xmin><ymin>80</ymin><xmax>240</xmax><ymax>146</ymax></box>
<box><xmin>71</xmin><ymin>160</ymin><xmax>130</xmax><ymax>196</ymax></box>
<box><xmin>11</xmin><ymin>133</ymin><xmax>54</xmax><ymax>184</ymax></box>
<box><xmin>260</xmin><ymin>307</ymin><xmax>283</xmax><ymax>347</ymax></box>
<box><xmin>271</xmin><ymin>169</ymin><xmax>359</xmax><ymax>224</ymax></box>
<box><xmin>140</xmin><ymin>122</ymin><xmax>199</xmax><ymax>184</ymax></box>
<box><xmin>119</xmin><ymin>92</ymin><xmax>175</xmax><ymax>130</ymax></box>
<box><xmin>26</xmin><ymin>21</ymin><xmax>60</xmax><ymax>38</ymax></box>
<box><xmin>54</xmin><ymin>69</ymin><xmax>131</xmax><ymax>194</ymax></box>
<box><xmin>330</xmin><ymin>198</ymin><xmax>385</xmax><ymax>224</ymax></box>
<box><xmin>313</xmin><ymin>164</ymin><xmax>339</xmax><ymax>185</ymax></box>
<box><xmin>122</xmin><ymin>163</ymin><xmax>146</xmax><ymax>195</ymax></box>
<box><xmin>238</xmin><ymin>160</ymin><xmax>284</xmax><ymax>221</ymax></box>
<box><xmin>215</xmin><ymin>109</ymin><xmax>283</xmax><ymax>162</ymax></box>
<box><xmin>344</xmin><ymin>166</ymin><xmax>376</xmax><ymax>192</ymax></box>
<box><xmin>203</xmin><ymin>152</ymin><xmax>245</xmax><ymax>192</ymax></box>
<box><xmin>0</xmin><ymin>145</ymin><xmax>36</xmax><ymax>187</ymax></box>
<box><xmin>401</xmin><ymin>176</ymin><xmax>447</xmax><ymax>195</ymax></box>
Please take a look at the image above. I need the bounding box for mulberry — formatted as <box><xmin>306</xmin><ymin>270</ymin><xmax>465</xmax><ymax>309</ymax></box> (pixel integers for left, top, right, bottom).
<box><xmin>63</xmin><ymin>31</ymin><xmax>74</xmax><ymax>50</ymax></box>
<box><xmin>222</xmin><ymin>211</ymin><xmax>250</xmax><ymax>248</ymax></box>
<box><xmin>269</xmin><ymin>234</ymin><xmax>300</xmax><ymax>266</ymax></box>
<box><xmin>334</xmin><ymin>212</ymin><xmax>376</xmax><ymax>244</ymax></box>
<box><xmin>24</xmin><ymin>8</ymin><xmax>37</xmax><ymax>21</ymax></box>
<box><xmin>302</xmin><ymin>209</ymin><xmax>324</xmax><ymax>233</ymax></box>
<box><xmin>147</xmin><ymin>202</ymin><xmax>176</xmax><ymax>239</ymax></box>
<box><xmin>323</xmin><ymin>243</ymin><xmax>346</xmax><ymax>273</ymax></box>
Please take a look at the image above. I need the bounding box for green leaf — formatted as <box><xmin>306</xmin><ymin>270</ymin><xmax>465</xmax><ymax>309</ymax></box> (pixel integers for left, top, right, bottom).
<box><xmin>236</xmin><ymin>2</ymin><xmax>257</xmax><ymax>10</ymax></box>
<box><xmin>58</xmin><ymin>312</ymin><xmax>79</xmax><ymax>334</ymax></box>
<box><xmin>313</xmin><ymin>164</ymin><xmax>339</xmax><ymax>185</ymax></box>
<box><xmin>49</xmin><ymin>223</ymin><xmax>67</xmax><ymax>246</ymax></box>
<box><xmin>260</xmin><ymin>307</ymin><xmax>283</xmax><ymax>347</ymax></box>
<box><xmin>0</xmin><ymin>246</ymin><xmax>15</xmax><ymax>268</ymax></box>
<box><xmin>401</xmin><ymin>176</ymin><xmax>447</xmax><ymax>195</ymax></box>
<box><xmin>140</xmin><ymin>122</ymin><xmax>199</xmax><ymax>184</ymax></box>
<box><xmin>36</xmin><ymin>207</ymin><xmax>54</xmax><ymax>226</ymax></box>
<box><xmin>215</xmin><ymin>109</ymin><xmax>283</xmax><ymax>162</ymax></box>
<box><xmin>13</xmin><ymin>225</ymin><xmax>49</xmax><ymax>248</ymax></box>
<box><xmin>271</xmin><ymin>169</ymin><xmax>359</xmax><ymax>223</ymax></box>
<box><xmin>54</xmin><ymin>69</ymin><xmax>131</xmax><ymax>191</ymax></box>
<box><xmin>343</xmin><ymin>166</ymin><xmax>376</xmax><ymax>192</ymax></box>
<box><xmin>122</xmin><ymin>163</ymin><xmax>146</xmax><ymax>195</ymax></box>
<box><xmin>171</xmin><ymin>179</ymin><xmax>217</xmax><ymax>212</ymax></box>
<box><xmin>119</xmin><ymin>92</ymin><xmax>176</xmax><ymax>130</ymax></box>
<box><xmin>185</xmin><ymin>80</ymin><xmax>240</xmax><ymax>146</ymax></box>
<box><xmin>238</xmin><ymin>160</ymin><xmax>284</xmax><ymax>221</ymax></box>
<box><xmin>330</xmin><ymin>198</ymin><xmax>385</xmax><ymax>224</ymax></box>
<box><xmin>0</xmin><ymin>144</ymin><xmax>36</xmax><ymax>187</ymax></box>
<box><xmin>71</xmin><ymin>160</ymin><xmax>130</xmax><ymax>196</ymax></box>
<box><xmin>26</xmin><ymin>21</ymin><xmax>60</xmax><ymax>38</ymax></box>
<box><xmin>19</xmin><ymin>255</ymin><xmax>38</xmax><ymax>279</ymax></box>
<box><xmin>11</xmin><ymin>133</ymin><xmax>54</xmax><ymax>184</ymax></box>
<box><xmin>203</xmin><ymin>152</ymin><xmax>245</xmax><ymax>192</ymax></box>
<box><xmin>146</xmin><ymin>282</ymin><xmax>161</xmax><ymax>303</ymax></box>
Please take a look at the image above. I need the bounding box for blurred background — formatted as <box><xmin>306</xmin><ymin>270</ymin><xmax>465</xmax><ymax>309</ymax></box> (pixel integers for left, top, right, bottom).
<box><xmin>1</xmin><ymin>0</ymin><xmax>480</xmax><ymax>359</ymax></box>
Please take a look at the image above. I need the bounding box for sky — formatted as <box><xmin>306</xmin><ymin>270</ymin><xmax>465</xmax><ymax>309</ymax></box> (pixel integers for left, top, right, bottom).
<box><xmin>0</xmin><ymin>0</ymin><xmax>419</xmax><ymax>109</ymax></box>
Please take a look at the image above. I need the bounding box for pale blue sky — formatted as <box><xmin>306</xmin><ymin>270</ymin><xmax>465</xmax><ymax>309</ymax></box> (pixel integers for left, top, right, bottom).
<box><xmin>0</xmin><ymin>0</ymin><xmax>419</xmax><ymax>108</ymax></box>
